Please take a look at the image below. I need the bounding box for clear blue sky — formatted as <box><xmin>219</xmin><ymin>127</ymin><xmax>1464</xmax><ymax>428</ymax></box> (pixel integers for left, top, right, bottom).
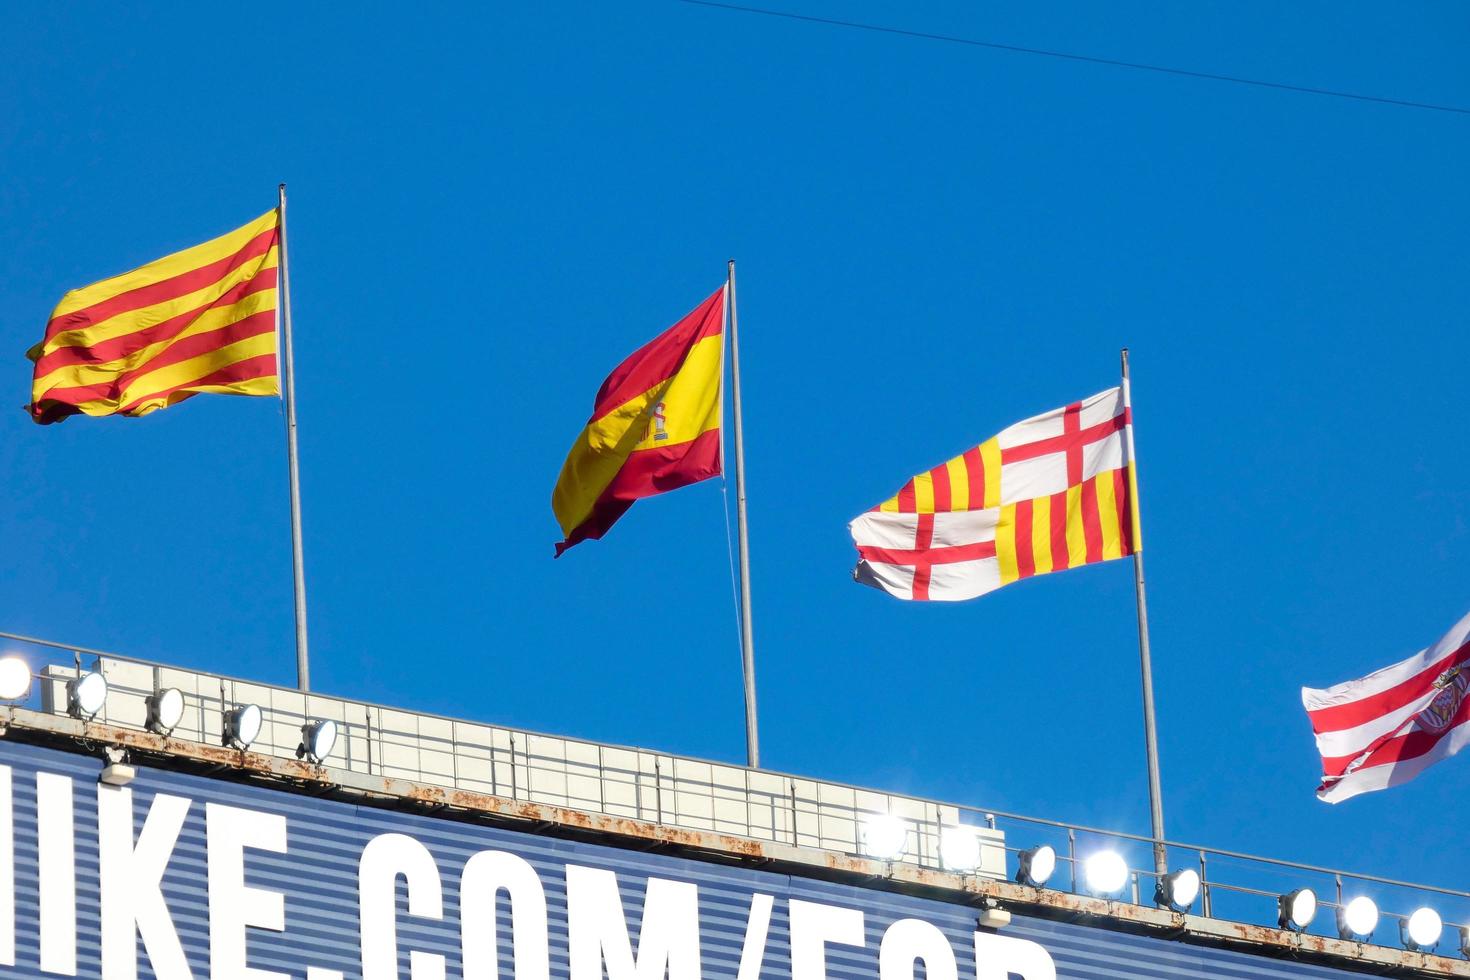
<box><xmin>2</xmin><ymin>0</ymin><xmax>1467</xmax><ymax>914</ymax></box>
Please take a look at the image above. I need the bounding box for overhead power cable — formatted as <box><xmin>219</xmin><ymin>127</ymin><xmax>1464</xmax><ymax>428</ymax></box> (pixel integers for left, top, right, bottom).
<box><xmin>676</xmin><ymin>0</ymin><xmax>1470</xmax><ymax>117</ymax></box>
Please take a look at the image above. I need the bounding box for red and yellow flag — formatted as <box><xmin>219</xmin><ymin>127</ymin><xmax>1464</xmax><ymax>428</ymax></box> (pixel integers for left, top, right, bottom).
<box><xmin>27</xmin><ymin>209</ymin><xmax>281</xmax><ymax>424</ymax></box>
<box><xmin>552</xmin><ymin>287</ymin><xmax>726</xmax><ymax>555</ymax></box>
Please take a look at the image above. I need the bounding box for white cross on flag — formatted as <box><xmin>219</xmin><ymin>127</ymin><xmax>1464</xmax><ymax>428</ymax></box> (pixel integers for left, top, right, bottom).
<box><xmin>1303</xmin><ymin>608</ymin><xmax>1470</xmax><ymax>802</ymax></box>
<box><xmin>849</xmin><ymin>387</ymin><xmax>1139</xmax><ymax>601</ymax></box>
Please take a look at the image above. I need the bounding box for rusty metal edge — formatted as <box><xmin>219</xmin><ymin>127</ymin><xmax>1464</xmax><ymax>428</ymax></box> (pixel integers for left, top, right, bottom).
<box><xmin>2</xmin><ymin>707</ymin><xmax>1464</xmax><ymax>978</ymax></box>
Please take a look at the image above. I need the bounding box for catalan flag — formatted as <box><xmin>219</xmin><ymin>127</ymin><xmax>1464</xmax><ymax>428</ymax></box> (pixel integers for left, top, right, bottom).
<box><xmin>552</xmin><ymin>287</ymin><xmax>725</xmax><ymax>555</ymax></box>
<box><xmin>849</xmin><ymin>388</ymin><xmax>1138</xmax><ymax>601</ymax></box>
<box><xmin>27</xmin><ymin>209</ymin><xmax>281</xmax><ymax>424</ymax></box>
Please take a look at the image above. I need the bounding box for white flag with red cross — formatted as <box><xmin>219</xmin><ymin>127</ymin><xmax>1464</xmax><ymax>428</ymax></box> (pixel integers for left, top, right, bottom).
<box><xmin>849</xmin><ymin>387</ymin><xmax>1139</xmax><ymax>601</ymax></box>
<box><xmin>1303</xmin><ymin>608</ymin><xmax>1470</xmax><ymax>803</ymax></box>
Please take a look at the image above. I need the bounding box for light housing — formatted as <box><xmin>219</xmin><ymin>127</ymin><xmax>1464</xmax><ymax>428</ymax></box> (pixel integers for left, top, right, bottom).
<box><xmin>1403</xmin><ymin>906</ymin><xmax>1442</xmax><ymax>952</ymax></box>
<box><xmin>146</xmin><ymin>687</ymin><xmax>185</xmax><ymax>734</ymax></box>
<box><xmin>1015</xmin><ymin>845</ymin><xmax>1057</xmax><ymax>887</ymax></box>
<box><xmin>223</xmin><ymin>703</ymin><xmax>263</xmax><ymax>749</ymax></box>
<box><xmin>860</xmin><ymin>814</ymin><xmax>908</xmax><ymax>861</ymax></box>
<box><xmin>939</xmin><ymin>826</ymin><xmax>982</xmax><ymax>872</ymax></box>
<box><xmin>1083</xmin><ymin>850</ymin><xmax>1130</xmax><ymax>896</ymax></box>
<box><xmin>1338</xmin><ymin>895</ymin><xmax>1379</xmax><ymax>940</ymax></box>
<box><xmin>1277</xmin><ymin>888</ymin><xmax>1317</xmax><ymax>931</ymax></box>
<box><xmin>298</xmin><ymin>719</ymin><xmax>338</xmax><ymax>763</ymax></box>
<box><xmin>1459</xmin><ymin>924</ymin><xmax>1469</xmax><ymax>958</ymax></box>
<box><xmin>67</xmin><ymin>671</ymin><xmax>108</xmax><ymax>718</ymax></box>
<box><xmin>1155</xmin><ymin>868</ymin><xmax>1201</xmax><ymax>912</ymax></box>
<box><xmin>0</xmin><ymin>657</ymin><xmax>30</xmax><ymax>700</ymax></box>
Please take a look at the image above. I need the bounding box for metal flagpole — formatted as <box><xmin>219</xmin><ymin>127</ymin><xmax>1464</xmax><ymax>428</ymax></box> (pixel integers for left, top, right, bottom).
<box><xmin>727</xmin><ymin>260</ymin><xmax>760</xmax><ymax>768</ymax></box>
<box><xmin>277</xmin><ymin>184</ymin><xmax>311</xmax><ymax>691</ymax></box>
<box><xmin>1121</xmin><ymin>348</ymin><xmax>1165</xmax><ymax>876</ymax></box>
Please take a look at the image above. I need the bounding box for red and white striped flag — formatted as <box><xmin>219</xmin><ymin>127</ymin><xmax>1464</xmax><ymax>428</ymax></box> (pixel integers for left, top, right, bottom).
<box><xmin>1303</xmin><ymin>609</ymin><xmax>1470</xmax><ymax>803</ymax></box>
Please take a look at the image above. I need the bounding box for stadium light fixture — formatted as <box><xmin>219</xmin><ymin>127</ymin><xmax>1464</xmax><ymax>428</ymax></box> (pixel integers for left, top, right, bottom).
<box><xmin>861</xmin><ymin>814</ymin><xmax>908</xmax><ymax>861</ymax></box>
<box><xmin>1403</xmin><ymin>907</ymin><xmax>1442</xmax><ymax>952</ymax></box>
<box><xmin>1084</xmin><ymin>850</ymin><xmax>1129</xmax><ymax>897</ymax></box>
<box><xmin>0</xmin><ymin>657</ymin><xmax>31</xmax><ymax>701</ymax></box>
<box><xmin>1459</xmin><ymin>924</ymin><xmax>1469</xmax><ymax>958</ymax></box>
<box><xmin>146</xmin><ymin>687</ymin><xmax>185</xmax><ymax>735</ymax></box>
<box><xmin>223</xmin><ymin>704</ymin><xmax>263</xmax><ymax>749</ymax></box>
<box><xmin>1277</xmin><ymin>888</ymin><xmax>1317</xmax><ymax>931</ymax></box>
<box><xmin>1338</xmin><ymin>896</ymin><xmax>1379</xmax><ymax>940</ymax></box>
<box><xmin>298</xmin><ymin>719</ymin><xmax>338</xmax><ymax>763</ymax></box>
<box><xmin>67</xmin><ymin>671</ymin><xmax>108</xmax><ymax>719</ymax></box>
<box><xmin>939</xmin><ymin>826</ymin><xmax>981</xmax><ymax>873</ymax></box>
<box><xmin>1015</xmin><ymin>845</ymin><xmax>1057</xmax><ymax>888</ymax></box>
<box><xmin>1155</xmin><ymin>868</ymin><xmax>1201</xmax><ymax>912</ymax></box>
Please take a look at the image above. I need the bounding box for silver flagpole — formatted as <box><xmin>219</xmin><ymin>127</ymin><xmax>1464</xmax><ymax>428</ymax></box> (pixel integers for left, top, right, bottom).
<box><xmin>1121</xmin><ymin>348</ymin><xmax>1165</xmax><ymax>876</ymax></box>
<box><xmin>278</xmin><ymin>184</ymin><xmax>310</xmax><ymax>691</ymax></box>
<box><xmin>728</xmin><ymin>260</ymin><xmax>760</xmax><ymax>768</ymax></box>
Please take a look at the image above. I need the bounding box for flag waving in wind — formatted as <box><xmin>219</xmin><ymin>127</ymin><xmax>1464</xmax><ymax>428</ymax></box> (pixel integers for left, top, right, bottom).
<box><xmin>850</xmin><ymin>388</ymin><xmax>1138</xmax><ymax>601</ymax></box>
<box><xmin>552</xmin><ymin>287</ymin><xmax>725</xmax><ymax>555</ymax></box>
<box><xmin>27</xmin><ymin>209</ymin><xmax>281</xmax><ymax>424</ymax></box>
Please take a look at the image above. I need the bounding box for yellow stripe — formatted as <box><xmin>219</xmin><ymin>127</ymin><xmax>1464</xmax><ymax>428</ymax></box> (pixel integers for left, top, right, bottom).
<box><xmin>1031</xmin><ymin>494</ymin><xmax>1054</xmax><ymax>576</ymax></box>
<box><xmin>81</xmin><ymin>374</ymin><xmax>280</xmax><ymax>419</ymax></box>
<box><xmin>50</xmin><ymin>210</ymin><xmax>278</xmax><ymax>320</ymax></box>
<box><xmin>114</xmin><ymin>332</ymin><xmax>278</xmax><ymax>410</ymax></box>
<box><xmin>1096</xmin><ymin>471</ymin><xmax>1123</xmax><ymax>560</ymax></box>
<box><xmin>1065</xmin><ymin>484</ymin><xmax>1087</xmax><ymax>568</ymax></box>
<box><xmin>1127</xmin><ymin>461</ymin><xmax>1143</xmax><ymax>552</ymax></box>
<box><xmin>995</xmin><ymin>504</ymin><xmax>1020</xmax><ymax>584</ymax></box>
<box><xmin>551</xmin><ymin>333</ymin><xmax>722</xmax><ymax>535</ymax></box>
<box><xmin>979</xmin><ymin>437</ymin><xmax>1001</xmax><ymax>508</ymax></box>
<box><xmin>945</xmin><ymin>456</ymin><xmax>969</xmax><ymax>511</ymax></box>
<box><xmin>913</xmin><ymin>473</ymin><xmax>935</xmax><ymax>514</ymax></box>
<box><xmin>878</xmin><ymin>496</ymin><xmax>900</xmax><ymax>514</ymax></box>
<box><xmin>41</xmin><ymin>248</ymin><xmax>278</xmax><ymax>359</ymax></box>
<box><xmin>34</xmin><ymin>285</ymin><xmax>277</xmax><ymax>394</ymax></box>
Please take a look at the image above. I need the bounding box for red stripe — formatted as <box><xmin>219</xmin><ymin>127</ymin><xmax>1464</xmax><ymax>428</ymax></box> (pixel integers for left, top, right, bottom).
<box><xmin>1309</xmin><ymin>640</ymin><xmax>1470</xmax><ymax>734</ymax></box>
<box><xmin>930</xmin><ymin>465</ymin><xmax>951</xmax><ymax>512</ymax></box>
<box><xmin>35</xmin><ymin>268</ymin><xmax>276</xmax><ymax>377</ymax></box>
<box><xmin>38</xmin><ymin>310</ymin><xmax>277</xmax><ymax>408</ymax></box>
<box><xmin>1050</xmin><ymin>490</ymin><xmax>1069</xmax><ymax>570</ymax></box>
<box><xmin>115</xmin><ymin>352</ymin><xmax>277</xmax><ymax>416</ymax></box>
<box><xmin>1080</xmin><ymin>477</ymin><xmax>1103</xmax><ymax>563</ymax></box>
<box><xmin>1063</xmin><ymin>402</ymin><xmax>1082</xmax><ymax>485</ymax></box>
<box><xmin>1000</xmin><ymin>410</ymin><xmax>1130</xmax><ymax>464</ymax></box>
<box><xmin>912</xmin><ymin>513</ymin><xmax>936</xmax><ymax>600</ymax></box>
<box><xmin>555</xmin><ymin>427</ymin><xmax>721</xmax><ymax>555</ymax></box>
<box><xmin>588</xmin><ymin>288</ymin><xmax>724</xmax><ymax>423</ymax></box>
<box><xmin>963</xmin><ymin>448</ymin><xmax>985</xmax><ymax>509</ymax></box>
<box><xmin>43</xmin><ymin>227</ymin><xmax>278</xmax><ymax>342</ymax></box>
<box><xmin>1114</xmin><ymin>467</ymin><xmax>1134</xmax><ymax>555</ymax></box>
<box><xmin>897</xmin><ymin>480</ymin><xmax>916</xmax><ymax>514</ymax></box>
<box><xmin>1321</xmin><ymin>693</ymin><xmax>1470</xmax><ymax>779</ymax></box>
<box><xmin>1015</xmin><ymin>498</ymin><xmax>1035</xmax><ymax>579</ymax></box>
<box><xmin>856</xmin><ymin>540</ymin><xmax>997</xmax><ymax>566</ymax></box>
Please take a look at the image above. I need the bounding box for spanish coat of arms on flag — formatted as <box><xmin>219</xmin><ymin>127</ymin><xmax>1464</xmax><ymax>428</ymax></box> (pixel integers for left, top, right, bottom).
<box><xmin>850</xmin><ymin>388</ymin><xmax>1139</xmax><ymax>601</ymax></box>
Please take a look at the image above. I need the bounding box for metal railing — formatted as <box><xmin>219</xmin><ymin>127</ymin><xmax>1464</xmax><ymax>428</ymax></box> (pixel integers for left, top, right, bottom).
<box><xmin>3</xmin><ymin>631</ymin><xmax>1468</xmax><ymax>958</ymax></box>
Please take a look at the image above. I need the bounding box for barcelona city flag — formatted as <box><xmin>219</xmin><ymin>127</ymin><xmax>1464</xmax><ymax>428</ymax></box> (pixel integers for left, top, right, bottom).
<box><xmin>552</xmin><ymin>287</ymin><xmax>726</xmax><ymax>555</ymax></box>
<box><xmin>27</xmin><ymin>209</ymin><xmax>281</xmax><ymax>424</ymax></box>
<box><xmin>849</xmin><ymin>388</ymin><xmax>1139</xmax><ymax>600</ymax></box>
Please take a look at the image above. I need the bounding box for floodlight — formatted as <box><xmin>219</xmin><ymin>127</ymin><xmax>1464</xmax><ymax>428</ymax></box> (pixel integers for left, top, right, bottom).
<box><xmin>0</xmin><ymin>657</ymin><xmax>30</xmax><ymax>700</ymax></box>
<box><xmin>1084</xmin><ymin>850</ymin><xmax>1129</xmax><ymax>896</ymax></box>
<box><xmin>939</xmin><ymin>826</ymin><xmax>981</xmax><ymax>872</ymax></box>
<box><xmin>1338</xmin><ymin>896</ymin><xmax>1378</xmax><ymax>940</ymax></box>
<box><xmin>860</xmin><ymin>814</ymin><xmax>908</xmax><ymax>861</ymax></box>
<box><xmin>223</xmin><ymin>704</ymin><xmax>262</xmax><ymax>749</ymax></box>
<box><xmin>1459</xmin><ymin>925</ymin><xmax>1469</xmax><ymax>958</ymax></box>
<box><xmin>146</xmin><ymin>687</ymin><xmax>185</xmax><ymax>734</ymax></box>
<box><xmin>1155</xmin><ymin>868</ymin><xmax>1201</xmax><ymax>912</ymax></box>
<box><xmin>67</xmin><ymin>671</ymin><xmax>108</xmax><ymax>718</ymax></box>
<box><xmin>298</xmin><ymin>719</ymin><xmax>338</xmax><ymax>763</ymax></box>
<box><xmin>1015</xmin><ymin>845</ymin><xmax>1057</xmax><ymax>887</ymax></box>
<box><xmin>1277</xmin><ymin>888</ymin><xmax>1317</xmax><ymax>931</ymax></box>
<box><xmin>1403</xmin><ymin>906</ymin><xmax>1442</xmax><ymax>952</ymax></box>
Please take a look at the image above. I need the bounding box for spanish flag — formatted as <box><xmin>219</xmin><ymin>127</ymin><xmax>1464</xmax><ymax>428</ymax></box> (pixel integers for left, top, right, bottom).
<box><xmin>27</xmin><ymin>209</ymin><xmax>281</xmax><ymax>424</ymax></box>
<box><xmin>552</xmin><ymin>287</ymin><xmax>726</xmax><ymax>555</ymax></box>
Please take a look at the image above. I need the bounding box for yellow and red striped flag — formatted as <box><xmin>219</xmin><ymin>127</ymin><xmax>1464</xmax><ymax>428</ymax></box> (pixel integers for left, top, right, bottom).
<box><xmin>849</xmin><ymin>388</ymin><xmax>1139</xmax><ymax>600</ymax></box>
<box><xmin>552</xmin><ymin>287</ymin><xmax>725</xmax><ymax>555</ymax></box>
<box><xmin>27</xmin><ymin>209</ymin><xmax>281</xmax><ymax>424</ymax></box>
